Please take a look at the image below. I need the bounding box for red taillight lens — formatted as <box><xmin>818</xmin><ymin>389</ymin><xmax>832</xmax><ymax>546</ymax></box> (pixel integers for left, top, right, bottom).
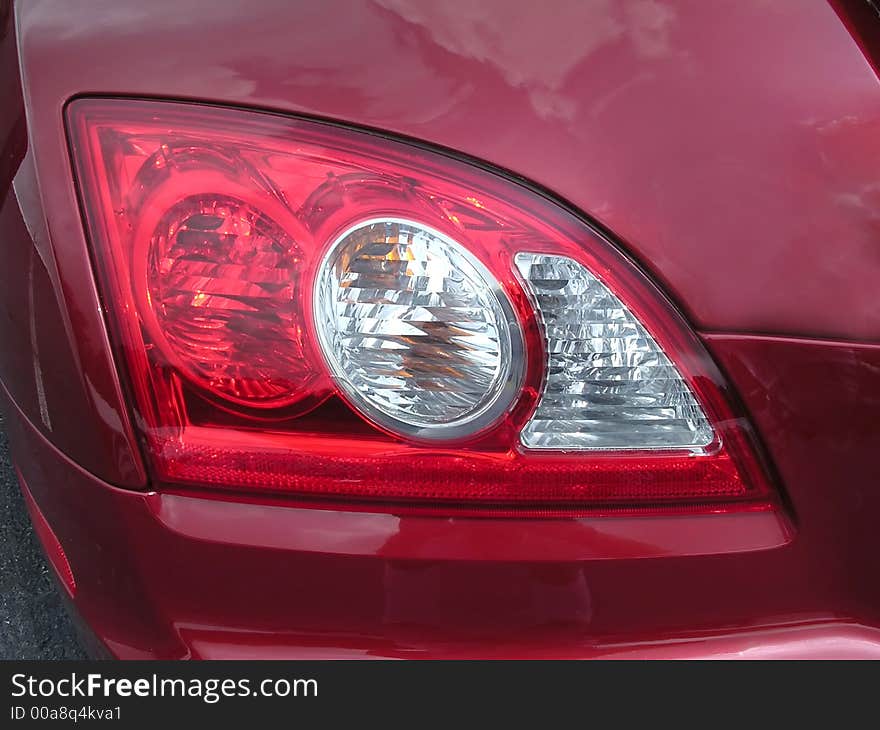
<box><xmin>145</xmin><ymin>194</ymin><xmax>313</xmax><ymax>409</ymax></box>
<box><xmin>67</xmin><ymin>98</ymin><xmax>775</xmax><ymax>514</ymax></box>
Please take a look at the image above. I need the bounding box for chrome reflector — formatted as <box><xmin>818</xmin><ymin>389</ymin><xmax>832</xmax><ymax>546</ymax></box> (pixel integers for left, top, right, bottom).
<box><xmin>315</xmin><ymin>219</ymin><xmax>524</xmax><ymax>440</ymax></box>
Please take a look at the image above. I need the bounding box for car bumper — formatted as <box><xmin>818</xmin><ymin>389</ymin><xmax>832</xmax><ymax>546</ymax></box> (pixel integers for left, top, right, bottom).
<box><xmin>4</xmin><ymin>383</ymin><xmax>879</xmax><ymax>660</ymax></box>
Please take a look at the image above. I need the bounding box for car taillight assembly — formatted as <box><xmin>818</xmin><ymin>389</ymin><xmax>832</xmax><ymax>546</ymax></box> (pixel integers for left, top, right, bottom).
<box><xmin>67</xmin><ymin>98</ymin><xmax>775</xmax><ymax>514</ymax></box>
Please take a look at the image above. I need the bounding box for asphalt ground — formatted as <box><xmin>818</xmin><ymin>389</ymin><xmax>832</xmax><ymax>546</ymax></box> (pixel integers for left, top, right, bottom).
<box><xmin>0</xmin><ymin>413</ymin><xmax>85</xmax><ymax>659</ymax></box>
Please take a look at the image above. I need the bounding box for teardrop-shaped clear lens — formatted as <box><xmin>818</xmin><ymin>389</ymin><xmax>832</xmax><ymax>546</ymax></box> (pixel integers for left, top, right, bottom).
<box><xmin>515</xmin><ymin>253</ymin><xmax>714</xmax><ymax>451</ymax></box>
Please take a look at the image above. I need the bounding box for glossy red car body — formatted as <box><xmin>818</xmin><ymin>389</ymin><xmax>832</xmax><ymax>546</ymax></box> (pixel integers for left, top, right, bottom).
<box><xmin>1</xmin><ymin>0</ymin><xmax>879</xmax><ymax>658</ymax></box>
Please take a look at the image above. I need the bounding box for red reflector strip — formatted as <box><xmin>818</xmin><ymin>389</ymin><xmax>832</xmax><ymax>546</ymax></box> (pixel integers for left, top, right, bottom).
<box><xmin>156</xmin><ymin>432</ymin><xmax>757</xmax><ymax>512</ymax></box>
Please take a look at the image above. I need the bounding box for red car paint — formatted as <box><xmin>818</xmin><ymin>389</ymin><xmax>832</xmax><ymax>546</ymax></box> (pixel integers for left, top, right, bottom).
<box><xmin>1</xmin><ymin>0</ymin><xmax>879</xmax><ymax>658</ymax></box>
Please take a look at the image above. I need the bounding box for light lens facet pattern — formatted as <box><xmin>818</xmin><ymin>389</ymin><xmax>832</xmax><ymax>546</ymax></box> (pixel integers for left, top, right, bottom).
<box><xmin>515</xmin><ymin>253</ymin><xmax>714</xmax><ymax>450</ymax></box>
<box><xmin>146</xmin><ymin>195</ymin><xmax>307</xmax><ymax>406</ymax></box>
<box><xmin>315</xmin><ymin>219</ymin><xmax>523</xmax><ymax>440</ymax></box>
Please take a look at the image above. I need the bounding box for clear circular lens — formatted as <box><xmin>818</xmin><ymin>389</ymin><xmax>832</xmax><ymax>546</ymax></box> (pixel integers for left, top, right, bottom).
<box><xmin>314</xmin><ymin>218</ymin><xmax>524</xmax><ymax>440</ymax></box>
